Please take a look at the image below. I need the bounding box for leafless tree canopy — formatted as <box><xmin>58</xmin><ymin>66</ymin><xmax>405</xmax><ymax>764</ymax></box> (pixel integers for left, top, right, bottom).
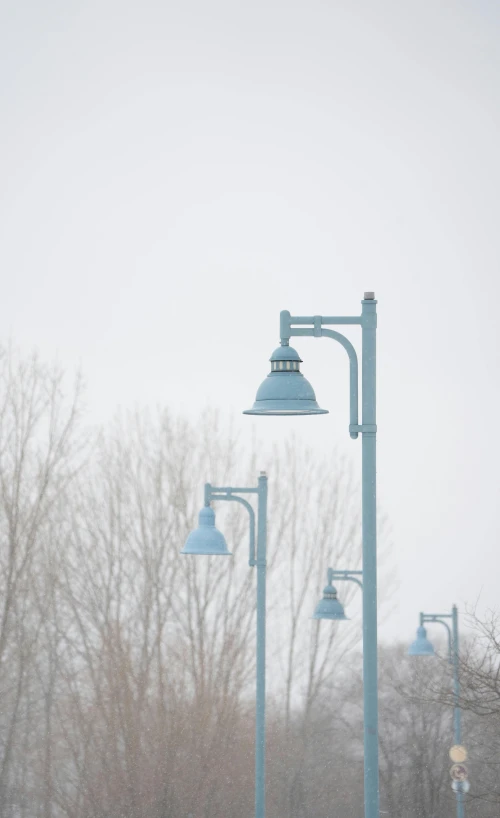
<box><xmin>0</xmin><ymin>345</ymin><xmax>496</xmax><ymax>818</ymax></box>
<box><xmin>419</xmin><ymin>608</ymin><xmax>500</xmax><ymax>812</ymax></box>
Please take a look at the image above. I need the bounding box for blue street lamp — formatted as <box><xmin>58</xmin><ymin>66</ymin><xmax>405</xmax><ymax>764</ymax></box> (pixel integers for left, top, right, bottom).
<box><xmin>181</xmin><ymin>473</ymin><xmax>268</xmax><ymax>818</ymax></box>
<box><xmin>408</xmin><ymin>606</ymin><xmax>465</xmax><ymax>818</ymax></box>
<box><xmin>313</xmin><ymin>567</ymin><xmax>363</xmax><ymax>620</ymax></box>
<box><xmin>245</xmin><ymin>294</ymin><xmax>380</xmax><ymax>818</ymax></box>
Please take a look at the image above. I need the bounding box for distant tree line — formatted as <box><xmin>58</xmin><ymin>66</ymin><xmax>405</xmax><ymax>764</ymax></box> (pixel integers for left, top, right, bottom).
<box><xmin>0</xmin><ymin>344</ymin><xmax>497</xmax><ymax>818</ymax></box>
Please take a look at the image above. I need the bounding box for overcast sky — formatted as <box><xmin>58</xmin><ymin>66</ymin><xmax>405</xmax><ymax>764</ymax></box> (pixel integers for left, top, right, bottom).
<box><xmin>1</xmin><ymin>0</ymin><xmax>499</xmax><ymax>644</ymax></box>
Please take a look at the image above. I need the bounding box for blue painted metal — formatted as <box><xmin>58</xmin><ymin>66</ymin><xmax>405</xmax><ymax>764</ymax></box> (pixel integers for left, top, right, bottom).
<box><xmin>182</xmin><ymin>475</ymin><xmax>268</xmax><ymax>818</ymax></box>
<box><xmin>451</xmin><ymin>607</ymin><xmax>462</xmax><ymax>746</ymax></box>
<box><xmin>270</xmin><ymin>346</ymin><xmax>302</xmax><ymax>363</ymax></box>
<box><xmin>361</xmin><ymin>296</ymin><xmax>379</xmax><ymax>818</ymax></box>
<box><xmin>408</xmin><ymin>625</ymin><xmax>435</xmax><ymax>656</ymax></box>
<box><xmin>313</xmin><ymin>567</ymin><xmax>363</xmax><ymax>619</ymax></box>
<box><xmin>245</xmin><ymin>293</ymin><xmax>380</xmax><ymax>818</ymax></box>
<box><xmin>451</xmin><ymin>606</ymin><xmax>465</xmax><ymax>818</ymax></box>
<box><xmin>278</xmin><ymin>323</ymin><xmax>360</xmax><ymax>437</ymax></box>
<box><xmin>423</xmin><ymin>613</ymin><xmax>453</xmax><ymax>662</ymax></box>
<box><xmin>243</xmin><ymin>344</ymin><xmax>328</xmax><ymax>415</ymax></box>
<box><xmin>181</xmin><ymin>505</ymin><xmax>231</xmax><ymax>555</ymax></box>
<box><xmin>279</xmin><ymin>311</ymin><xmax>362</xmax><ymax>329</ymax></box>
<box><xmin>328</xmin><ymin>568</ymin><xmax>364</xmax><ymax>590</ymax></box>
<box><xmin>312</xmin><ymin>572</ymin><xmax>347</xmax><ymax>620</ymax></box>
<box><xmin>255</xmin><ymin>473</ymin><xmax>267</xmax><ymax>818</ymax></box>
<box><xmin>209</xmin><ymin>490</ymin><xmax>256</xmax><ymax>566</ymax></box>
<box><xmin>410</xmin><ymin>607</ymin><xmax>465</xmax><ymax>818</ymax></box>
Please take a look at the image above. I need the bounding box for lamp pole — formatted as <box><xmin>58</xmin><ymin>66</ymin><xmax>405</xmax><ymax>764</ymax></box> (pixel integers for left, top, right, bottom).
<box><xmin>244</xmin><ymin>292</ymin><xmax>379</xmax><ymax>818</ymax></box>
<box><xmin>415</xmin><ymin>607</ymin><xmax>465</xmax><ymax>818</ymax></box>
<box><xmin>182</xmin><ymin>473</ymin><xmax>268</xmax><ymax>818</ymax></box>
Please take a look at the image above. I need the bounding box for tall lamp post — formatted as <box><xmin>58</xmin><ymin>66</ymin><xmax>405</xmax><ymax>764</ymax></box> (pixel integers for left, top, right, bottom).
<box><xmin>408</xmin><ymin>606</ymin><xmax>466</xmax><ymax>818</ymax></box>
<box><xmin>181</xmin><ymin>473</ymin><xmax>268</xmax><ymax>818</ymax></box>
<box><xmin>244</xmin><ymin>293</ymin><xmax>379</xmax><ymax>818</ymax></box>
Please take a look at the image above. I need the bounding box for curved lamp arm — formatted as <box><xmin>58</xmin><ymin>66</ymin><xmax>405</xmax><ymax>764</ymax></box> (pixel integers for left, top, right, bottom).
<box><xmin>422</xmin><ymin>613</ymin><xmax>453</xmax><ymax>664</ymax></box>
<box><xmin>207</xmin><ymin>486</ymin><xmax>257</xmax><ymax>566</ymax></box>
<box><xmin>322</xmin><ymin>330</ymin><xmax>359</xmax><ymax>438</ymax></box>
<box><xmin>328</xmin><ymin>567</ymin><xmax>363</xmax><ymax>590</ymax></box>
<box><xmin>421</xmin><ymin>608</ymin><xmax>463</xmax><ymax>755</ymax></box>
<box><xmin>203</xmin><ymin>477</ymin><xmax>267</xmax><ymax>818</ymax></box>
<box><xmin>281</xmin><ymin>313</ymin><xmax>360</xmax><ymax>438</ymax></box>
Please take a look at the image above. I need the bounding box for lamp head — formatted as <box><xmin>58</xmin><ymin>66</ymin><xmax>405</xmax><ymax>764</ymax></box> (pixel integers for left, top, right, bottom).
<box><xmin>312</xmin><ymin>582</ymin><xmax>347</xmax><ymax>621</ymax></box>
<box><xmin>181</xmin><ymin>506</ymin><xmax>231</xmax><ymax>556</ymax></box>
<box><xmin>408</xmin><ymin>625</ymin><xmax>435</xmax><ymax>657</ymax></box>
<box><xmin>243</xmin><ymin>345</ymin><xmax>328</xmax><ymax>416</ymax></box>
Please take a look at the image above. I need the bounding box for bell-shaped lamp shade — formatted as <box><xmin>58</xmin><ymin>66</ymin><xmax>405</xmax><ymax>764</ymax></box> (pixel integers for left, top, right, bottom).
<box><xmin>312</xmin><ymin>582</ymin><xmax>347</xmax><ymax>621</ymax></box>
<box><xmin>408</xmin><ymin>625</ymin><xmax>435</xmax><ymax>657</ymax></box>
<box><xmin>244</xmin><ymin>345</ymin><xmax>328</xmax><ymax>416</ymax></box>
<box><xmin>181</xmin><ymin>506</ymin><xmax>231</xmax><ymax>556</ymax></box>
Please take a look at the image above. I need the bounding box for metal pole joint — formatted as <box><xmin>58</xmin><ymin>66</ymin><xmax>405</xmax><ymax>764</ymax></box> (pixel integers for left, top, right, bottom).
<box><xmin>350</xmin><ymin>424</ymin><xmax>377</xmax><ymax>435</ymax></box>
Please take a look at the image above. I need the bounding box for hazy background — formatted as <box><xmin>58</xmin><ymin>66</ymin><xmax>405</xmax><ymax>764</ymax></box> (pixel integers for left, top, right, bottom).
<box><xmin>1</xmin><ymin>0</ymin><xmax>499</xmax><ymax>642</ymax></box>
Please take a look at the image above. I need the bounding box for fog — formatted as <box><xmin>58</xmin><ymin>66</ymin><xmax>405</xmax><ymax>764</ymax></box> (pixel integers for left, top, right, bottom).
<box><xmin>1</xmin><ymin>0</ymin><xmax>499</xmax><ymax>645</ymax></box>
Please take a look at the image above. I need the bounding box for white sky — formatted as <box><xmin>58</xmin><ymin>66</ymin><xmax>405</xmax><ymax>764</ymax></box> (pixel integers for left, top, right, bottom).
<box><xmin>1</xmin><ymin>0</ymin><xmax>499</xmax><ymax>644</ymax></box>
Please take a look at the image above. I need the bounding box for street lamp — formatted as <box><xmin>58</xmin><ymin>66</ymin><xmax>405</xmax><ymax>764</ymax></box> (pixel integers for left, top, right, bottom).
<box><xmin>313</xmin><ymin>567</ymin><xmax>363</xmax><ymax>620</ymax></box>
<box><xmin>244</xmin><ymin>294</ymin><xmax>379</xmax><ymax>818</ymax></box>
<box><xmin>408</xmin><ymin>606</ymin><xmax>466</xmax><ymax>818</ymax></box>
<box><xmin>181</xmin><ymin>473</ymin><xmax>268</xmax><ymax>818</ymax></box>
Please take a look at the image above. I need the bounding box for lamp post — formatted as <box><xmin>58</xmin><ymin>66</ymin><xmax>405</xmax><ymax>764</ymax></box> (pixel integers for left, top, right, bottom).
<box><xmin>313</xmin><ymin>567</ymin><xmax>363</xmax><ymax>620</ymax></box>
<box><xmin>244</xmin><ymin>293</ymin><xmax>379</xmax><ymax>818</ymax></box>
<box><xmin>181</xmin><ymin>472</ymin><xmax>268</xmax><ymax>818</ymax></box>
<box><xmin>408</xmin><ymin>606</ymin><xmax>465</xmax><ymax>818</ymax></box>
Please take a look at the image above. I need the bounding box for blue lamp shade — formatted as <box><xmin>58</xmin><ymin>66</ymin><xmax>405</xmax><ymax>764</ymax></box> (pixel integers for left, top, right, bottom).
<box><xmin>243</xmin><ymin>345</ymin><xmax>328</xmax><ymax>416</ymax></box>
<box><xmin>408</xmin><ymin>626</ymin><xmax>435</xmax><ymax>657</ymax></box>
<box><xmin>312</xmin><ymin>583</ymin><xmax>347</xmax><ymax>621</ymax></box>
<box><xmin>181</xmin><ymin>507</ymin><xmax>231</xmax><ymax>556</ymax></box>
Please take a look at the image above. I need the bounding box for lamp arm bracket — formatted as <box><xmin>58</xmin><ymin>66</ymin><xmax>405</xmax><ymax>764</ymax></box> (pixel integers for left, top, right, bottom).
<box><xmin>209</xmin><ymin>487</ymin><xmax>258</xmax><ymax>495</ymax></box>
<box><xmin>423</xmin><ymin>615</ymin><xmax>453</xmax><ymax>664</ymax></box>
<box><xmin>328</xmin><ymin>567</ymin><xmax>363</xmax><ymax>590</ymax></box>
<box><xmin>423</xmin><ymin>613</ymin><xmax>452</xmax><ymax>620</ymax></box>
<box><xmin>281</xmin><ymin>312</ymin><xmax>362</xmax><ymax>330</ymax></box>
<box><xmin>208</xmin><ymin>490</ymin><xmax>257</xmax><ymax>567</ymax></box>
<box><xmin>280</xmin><ymin>312</ymin><xmax>360</xmax><ymax>438</ymax></box>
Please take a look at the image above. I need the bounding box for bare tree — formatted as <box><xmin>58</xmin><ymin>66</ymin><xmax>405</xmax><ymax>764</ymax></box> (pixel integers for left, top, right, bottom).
<box><xmin>264</xmin><ymin>435</ymin><xmax>394</xmax><ymax>818</ymax></box>
<box><xmin>378</xmin><ymin>645</ymin><xmax>458</xmax><ymax>818</ymax></box>
<box><xmin>0</xmin><ymin>344</ymin><xmax>399</xmax><ymax>818</ymax></box>
<box><xmin>0</xmin><ymin>345</ymin><xmax>86</xmax><ymax>817</ymax></box>
<box><xmin>45</xmin><ymin>410</ymin><xmax>384</xmax><ymax>818</ymax></box>
<box><xmin>433</xmin><ymin>607</ymin><xmax>500</xmax><ymax>812</ymax></box>
<box><xmin>51</xmin><ymin>408</ymin><xmax>259</xmax><ymax>818</ymax></box>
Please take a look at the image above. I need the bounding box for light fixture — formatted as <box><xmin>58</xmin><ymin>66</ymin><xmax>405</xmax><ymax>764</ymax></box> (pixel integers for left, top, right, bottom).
<box><xmin>244</xmin><ymin>345</ymin><xmax>328</xmax><ymax>416</ymax></box>
<box><xmin>181</xmin><ymin>506</ymin><xmax>231</xmax><ymax>556</ymax></box>
<box><xmin>312</xmin><ymin>580</ymin><xmax>347</xmax><ymax>621</ymax></box>
<box><xmin>408</xmin><ymin>625</ymin><xmax>435</xmax><ymax>657</ymax></box>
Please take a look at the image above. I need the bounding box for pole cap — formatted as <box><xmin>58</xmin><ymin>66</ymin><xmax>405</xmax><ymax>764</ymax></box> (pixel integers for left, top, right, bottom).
<box><xmin>364</xmin><ymin>291</ymin><xmax>375</xmax><ymax>300</ymax></box>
